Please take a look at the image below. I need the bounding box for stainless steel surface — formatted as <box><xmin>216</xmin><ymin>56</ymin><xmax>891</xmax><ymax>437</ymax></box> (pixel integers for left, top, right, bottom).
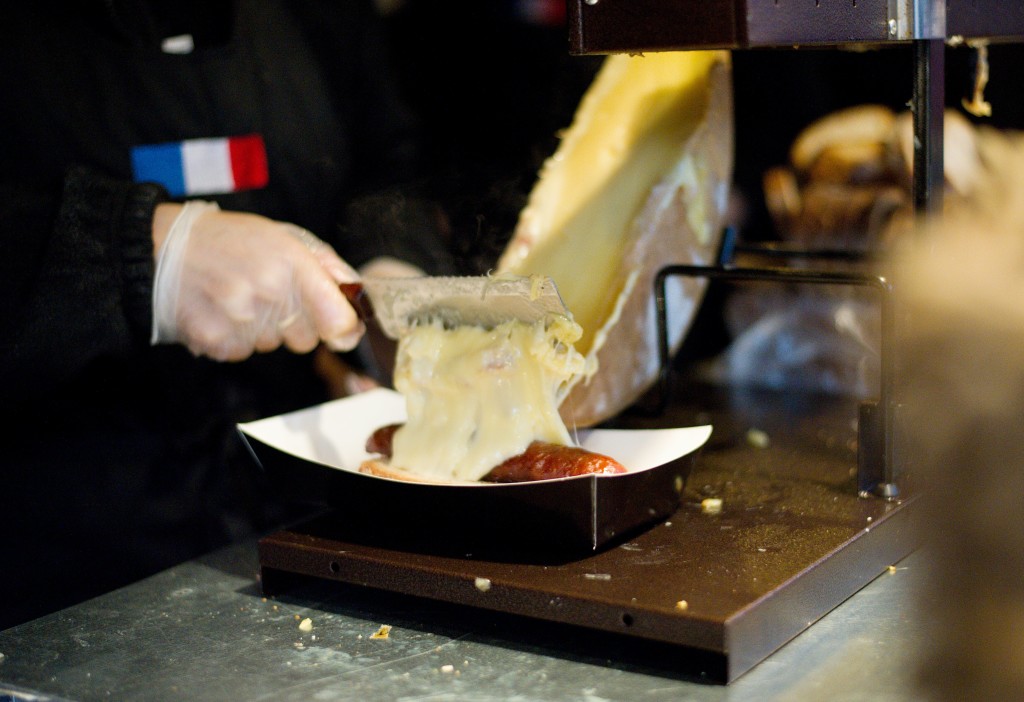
<box><xmin>889</xmin><ymin>0</ymin><xmax>947</xmax><ymax>41</ymax></box>
<box><xmin>0</xmin><ymin>543</ymin><xmax>933</xmax><ymax>701</ymax></box>
<box><xmin>361</xmin><ymin>274</ymin><xmax>567</xmax><ymax>339</ymax></box>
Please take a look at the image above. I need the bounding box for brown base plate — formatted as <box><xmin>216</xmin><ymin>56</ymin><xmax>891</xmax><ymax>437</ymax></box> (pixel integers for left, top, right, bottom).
<box><xmin>259</xmin><ymin>384</ymin><xmax>919</xmax><ymax>683</ymax></box>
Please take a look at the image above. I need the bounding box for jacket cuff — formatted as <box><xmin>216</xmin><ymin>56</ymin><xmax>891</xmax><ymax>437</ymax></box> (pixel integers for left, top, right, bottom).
<box><xmin>119</xmin><ymin>181</ymin><xmax>169</xmax><ymax>344</ymax></box>
<box><xmin>60</xmin><ymin>167</ymin><xmax>169</xmax><ymax>345</ymax></box>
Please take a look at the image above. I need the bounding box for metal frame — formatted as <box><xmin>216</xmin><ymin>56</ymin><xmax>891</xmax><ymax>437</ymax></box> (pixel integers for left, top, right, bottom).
<box><xmin>653</xmin><ymin>238</ymin><xmax>898</xmax><ymax>498</ymax></box>
<box><xmin>642</xmin><ymin>24</ymin><xmax>943</xmax><ymax>498</ymax></box>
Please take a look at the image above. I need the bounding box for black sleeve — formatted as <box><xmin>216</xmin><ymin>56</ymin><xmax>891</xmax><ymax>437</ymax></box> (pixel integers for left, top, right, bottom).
<box><xmin>0</xmin><ymin>166</ymin><xmax>168</xmax><ymax>408</ymax></box>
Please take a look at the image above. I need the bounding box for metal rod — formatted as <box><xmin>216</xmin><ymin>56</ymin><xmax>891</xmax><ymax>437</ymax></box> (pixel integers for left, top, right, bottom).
<box><xmin>912</xmin><ymin>37</ymin><xmax>945</xmax><ymax>215</ymax></box>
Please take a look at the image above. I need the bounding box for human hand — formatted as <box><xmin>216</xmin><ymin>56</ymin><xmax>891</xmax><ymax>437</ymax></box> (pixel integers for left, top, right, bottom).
<box><xmin>151</xmin><ymin>201</ymin><xmax>364</xmax><ymax>361</ymax></box>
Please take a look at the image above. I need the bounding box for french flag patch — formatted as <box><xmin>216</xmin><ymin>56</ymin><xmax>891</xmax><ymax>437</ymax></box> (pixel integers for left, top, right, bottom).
<box><xmin>131</xmin><ymin>134</ymin><xmax>269</xmax><ymax>197</ymax></box>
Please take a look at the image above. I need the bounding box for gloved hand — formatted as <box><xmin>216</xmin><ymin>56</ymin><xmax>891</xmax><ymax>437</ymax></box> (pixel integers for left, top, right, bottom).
<box><xmin>151</xmin><ymin>200</ymin><xmax>364</xmax><ymax>361</ymax></box>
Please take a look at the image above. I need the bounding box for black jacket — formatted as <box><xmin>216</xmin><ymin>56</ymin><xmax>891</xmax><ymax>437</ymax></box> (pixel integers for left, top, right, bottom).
<box><xmin>0</xmin><ymin>0</ymin><xmax>448</xmax><ymax>628</ymax></box>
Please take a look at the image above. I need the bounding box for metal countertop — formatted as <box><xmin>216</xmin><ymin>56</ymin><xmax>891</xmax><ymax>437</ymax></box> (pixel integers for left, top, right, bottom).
<box><xmin>0</xmin><ymin>540</ymin><xmax>931</xmax><ymax>702</ymax></box>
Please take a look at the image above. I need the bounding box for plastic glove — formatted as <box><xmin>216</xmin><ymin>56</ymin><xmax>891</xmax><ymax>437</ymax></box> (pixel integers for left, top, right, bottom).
<box><xmin>152</xmin><ymin>200</ymin><xmax>364</xmax><ymax>361</ymax></box>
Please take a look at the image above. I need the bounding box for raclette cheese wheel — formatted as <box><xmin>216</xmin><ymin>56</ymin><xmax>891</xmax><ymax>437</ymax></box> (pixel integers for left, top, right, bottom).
<box><xmin>497</xmin><ymin>50</ymin><xmax>734</xmax><ymax>427</ymax></box>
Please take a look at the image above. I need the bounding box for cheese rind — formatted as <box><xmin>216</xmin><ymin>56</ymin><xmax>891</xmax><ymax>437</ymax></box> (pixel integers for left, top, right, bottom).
<box><xmin>498</xmin><ymin>51</ymin><xmax>733</xmax><ymax>426</ymax></box>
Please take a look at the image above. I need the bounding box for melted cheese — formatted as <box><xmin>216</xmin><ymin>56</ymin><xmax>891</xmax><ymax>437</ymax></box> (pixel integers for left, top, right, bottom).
<box><xmin>389</xmin><ymin>316</ymin><xmax>595</xmax><ymax>482</ymax></box>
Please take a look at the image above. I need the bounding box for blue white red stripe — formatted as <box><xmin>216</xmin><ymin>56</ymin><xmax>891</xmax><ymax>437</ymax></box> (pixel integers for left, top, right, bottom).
<box><xmin>131</xmin><ymin>134</ymin><xmax>269</xmax><ymax>197</ymax></box>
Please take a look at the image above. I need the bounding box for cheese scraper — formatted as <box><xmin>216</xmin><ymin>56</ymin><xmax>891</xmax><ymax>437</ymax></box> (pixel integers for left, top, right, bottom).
<box><xmin>340</xmin><ymin>275</ymin><xmax>569</xmax><ymax>339</ymax></box>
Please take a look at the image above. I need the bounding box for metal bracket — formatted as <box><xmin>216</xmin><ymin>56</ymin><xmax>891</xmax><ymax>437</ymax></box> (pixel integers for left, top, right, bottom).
<box><xmin>889</xmin><ymin>0</ymin><xmax>947</xmax><ymax>40</ymax></box>
<box><xmin>653</xmin><ymin>244</ymin><xmax>899</xmax><ymax>499</ymax></box>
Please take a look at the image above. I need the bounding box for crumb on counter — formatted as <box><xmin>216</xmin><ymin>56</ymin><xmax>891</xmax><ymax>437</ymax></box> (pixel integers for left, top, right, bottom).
<box><xmin>370</xmin><ymin>625</ymin><xmax>392</xmax><ymax>640</ymax></box>
<box><xmin>746</xmin><ymin>428</ymin><xmax>770</xmax><ymax>449</ymax></box>
<box><xmin>298</xmin><ymin>617</ymin><xmax>313</xmax><ymax>633</ymax></box>
<box><xmin>701</xmin><ymin>497</ymin><xmax>723</xmax><ymax>514</ymax></box>
<box><xmin>675</xmin><ymin>600</ymin><xmax>689</xmax><ymax>611</ymax></box>
<box><xmin>441</xmin><ymin>664</ymin><xmax>455</xmax><ymax>674</ymax></box>
<box><xmin>888</xmin><ymin>565</ymin><xmax>897</xmax><ymax>574</ymax></box>
<box><xmin>474</xmin><ymin>577</ymin><xmax>492</xmax><ymax>592</ymax></box>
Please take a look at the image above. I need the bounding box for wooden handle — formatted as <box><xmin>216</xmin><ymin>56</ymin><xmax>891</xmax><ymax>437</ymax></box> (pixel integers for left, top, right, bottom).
<box><xmin>339</xmin><ymin>282</ymin><xmax>374</xmax><ymax>321</ymax></box>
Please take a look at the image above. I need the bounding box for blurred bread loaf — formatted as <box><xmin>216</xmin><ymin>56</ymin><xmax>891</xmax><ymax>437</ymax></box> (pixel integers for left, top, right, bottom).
<box><xmin>762</xmin><ymin>104</ymin><xmax>1014</xmax><ymax>250</ymax></box>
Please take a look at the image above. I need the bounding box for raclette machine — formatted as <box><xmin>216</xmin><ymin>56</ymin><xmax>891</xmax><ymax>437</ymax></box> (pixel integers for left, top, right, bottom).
<box><xmin>257</xmin><ymin>3</ymin><xmax>1024</xmax><ymax>683</ymax></box>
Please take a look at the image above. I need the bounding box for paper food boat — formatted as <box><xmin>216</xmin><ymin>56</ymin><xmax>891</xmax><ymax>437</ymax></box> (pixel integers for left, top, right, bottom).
<box><xmin>238</xmin><ymin>388</ymin><xmax>711</xmax><ymax>557</ymax></box>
